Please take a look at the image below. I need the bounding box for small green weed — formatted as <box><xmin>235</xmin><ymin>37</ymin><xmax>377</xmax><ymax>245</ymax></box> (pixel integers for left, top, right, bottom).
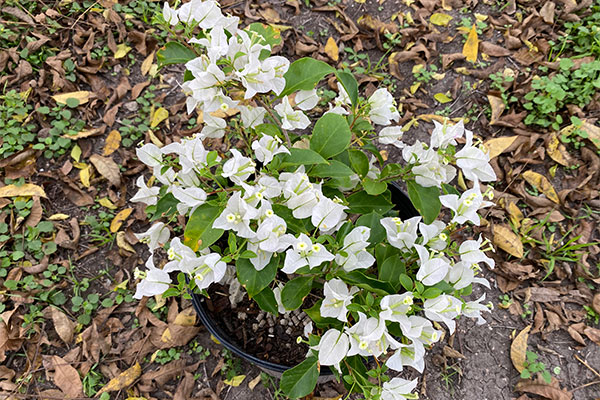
<box><xmin>520</xmin><ymin>351</ymin><xmax>551</xmax><ymax>383</ymax></box>
<box><xmin>413</xmin><ymin>64</ymin><xmax>439</xmax><ymax>84</ymax></box>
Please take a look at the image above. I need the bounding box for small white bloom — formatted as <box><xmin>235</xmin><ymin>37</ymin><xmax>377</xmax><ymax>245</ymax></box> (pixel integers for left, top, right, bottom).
<box><xmin>135</xmin><ymin>222</ymin><xmax>170</xmax><ymax>252</ymax></box>
<box><xmin>368</xmin><ymin>88</ymin><xmax>400</xmax><ymax>126</ymax></box>
<box><xmin>311</xmin><ymin>194</ymin><xmax>347</xmax><ymax>233</ymax></box>
<box><xmin>430</xmin><ymin>119</ymin><xmax>465</xmax><ymax>149</ymax></box>
<box><xmin>282</xmin><ymin>234</ymin><xmax>334</xmax><ymax>274</ymax></box>
<box><xmin>137</xmin><ymin>143</ymin><xmax>163</xmax><ymax>167</ymax></box>
<box><xmin>439</xmin><ymin>182</ymin><xmax>493</xmax><ymax>226</ymax></box>
<box><xmin>303</xmin><ymin>321</ymin><xmax>313</xmax><ymax>338</ymax></box>
<box><xmin>188</xmin><ymin>253</ymin><xmax>227</xmax><ymax>290</ymax></box>
<box><xmin>273</xmin><ymin>283</ymin><xmax>287</xmax><ymax>314</ymax></box>
<box><xmin>294</xmin><ymin>89</ymin><xmax>319</xmax><ymax>111</ymax></box>
<box><xmin>459</xmin><ymin>237</ymin><xmax>495</xmax><ymax>268</ymax></box>
<box><xmin>172</xmin><ymin>186</ymin><xmax>207</xmax><ymax>215</ymax></box>
<box><xmin>385</xmin><ymin>339</ymin><xmax>425</xmax><ymax>373</ymax></box>
<box><xmin>381</xmin><ymin>377</ymin><xmax>419</xmax><ymax>400</ymax></box>
<box><xmin>345</xmin><ymin>312</ymin><xmax>400</xmax><ymax>358</ymax></box>
<box><xmin>239</xmin><ymin>105</ymin><xmax>266</xmax><ymax>129</ymax></box>
<box><xmin>320</xmin><ymin>279</ymin><xmax>359</xmax><ymax>322</ymax></box>
<box><xmin>221</xmin><ymin>149</ymin><xmax>255</xmax><ymax>184</ymax></box>
<box><xmin>415</xmin><ymin>244</ymin><xmax>451</xmax><ymax>286</ymax></box>
<box><xmin>213</xmin><ymin>192</ymin><xmax>259</xmax><ymax>238</ymax></box>
<box><xmin>378</xmin><ymin>126</ymin><xmax>404</xmax><ymax>148</ymax></box>
<box><xmin>419</xmin><ymin>220</ymin><xmax>447</xmax><ymax>250</ymax></box>
<box><xmin>379</xmin><ymin>293</ymin><xmax>414</xmax><ymax>322</ymax></box>
<box><xmin>335</xmin><ymin>226</ymin><xmax>375</xmax><ymax>272</ymax></box>
<box><xmin>423</xmin><ymin>295</ymin><xmax>463</xmax><ymax>334</ymax></box>
<box><xmin>200</xmin><ymin>114</ymin><xmax>227</xmax><ymax>139</ymax></box>
<box><xmin>251</xmin><ymin>134</ymin><xmax>290</xmax><ymax>165</ymax></box>
<box><xmin>380</xmin><ymin>216</ymin><xmax>421</xmax><ymax>250</ymax></box>
<box><xmin>133</xmin><ymin>258</ymin><xmax>170</xmax><ymax>299</ymax></box>
<box><xmin>274</xmin><ymin>96</ymin><xmax>311</xmax><ymax>130</ymax></box>
<box><xmin>162</xmin><ymin>2</ymin><xmax>179</xmax><ymax>25</ymax></box>
<box><xmin>312</xmin><ymin>329</ymin><xmax>349</xmax><ymax>373</ymax></box>
<box><xmin>462</xmin><ymin>294</ymin><xmax>491</xmax><ymax>324</ymax></box>
<box><xmin>131</xmin><ymin>176</ymin><xmax>159</xmax><ymax>206</ymax></box>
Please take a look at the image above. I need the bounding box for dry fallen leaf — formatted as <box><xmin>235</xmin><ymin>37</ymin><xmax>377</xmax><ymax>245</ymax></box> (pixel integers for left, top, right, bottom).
<box><xmin>324</xmin><ymin>37</ymin><xmax>339</xmax><ymax>62</ymax></box>
<box><xmin>248</xmin><ymin>374</ymin><xmax>261</xmax><ymax>390</ymax></box>
<box><xmin>52</xmin><ymin>91</ymin><xmax>91</xmax><ymax>106</ymax></box>
<box><xmin>110</xmin><ymin>208</ymin><xmax>133</xmax><ymax>233</ymax></box>
<box><xmin>89</xmin><ymin>154</ymin><xmax>121</xmax><ymax>187</ymax></box>
<box><xmin>493</xmin><ymin>225</ymin><xmax>524</xmax><ymax>258</ymax></box>
<box><xmin>483</xmin><ymin>136</ymin><xmax>517</xmax><ymax>159</ymax></box>
<box><xmin>487</xmin><ymin>94</ymin><xmax>505</xmax><ymax>125</ymax></box>
<box><xmin>80</xmin><ymin>165</ymin><xmax>91</xmax><ymax>188</ymax></box>
<box><xmin>223</xmin><ymin>374</ymin><xmax>246</xmax><ymax>387</ymax></box>
<box><xmin>507</xmin><ymin>202</ymin><xmax>524</xmax><ymax>228</ymax></box>
<box><xmin>174</xmin><ymin>308</ymin><xmax>197</xmax><ymax>327</ymax></box>
<box><xmin>114</xmin><ymin>43</ymin><xmax>132</xmax><ymax>59</ymax></box>
<box><xmin>103</xmin><ymin>130</ymin><xmax>121</xmax><ymax>156</ymax></box>
<box><xmin>51</xmin><ymin>308</ymin><xmax>75</xmax><ymax>345</ymax></box>
<box><xmin>99</xmin><ymin>197</ymin><xmax>118</xmax><ymax>210</ymax></box>
<box><xmin>150</xmin><ymin>107</ymin><xmax>169</xmax><ymax>128</ymax></box>
<box><xmin>96</xmin><ymin>362</ymin><xmax>142</xmax><ymax>396</ymax></box>
<box><xmin>116</xmin><ymin>231</ymin><xmax>135</xmax><ymax>254</ymax></box>
<box><xmin>0</xmin><ymin>183</ymin><xmax>47</xmax><ymax>198</ymax></box>
<box><xmin>434</xmin><ymin>92</ymin><xmax>453</xmax><ymax>104</ymax></box>
<box><xmin>430</xmin><ymin>12</ymin><xmax>453</xmax><ymax>26</ymax></box>
<box><xmin>522</xmin><ymin>171</ymin><xmax>560</xmax><ymax>204</ymax></box>
<box><xmin>51</xmin><ymin>355</ymin><xmax>84</xmax><ymax>398</ymax></box>
<box><xmin>462</xmin><ymin>24</ymin><xmax>479</xmax><ymax>63</ymax></box>
<box><xmin>515</xmin><ymin>378</ymin><xmax>573</xmax><ymax>400</ymax></box>
<box><xmin>141</xmin><ymin>51</ymin><xmax>155</xmax><ymax>76</ymax></box>
<box><xmin>510</xmin><ymin>325</ymin><xmax>531</xmax><ymax>373</ymax></box>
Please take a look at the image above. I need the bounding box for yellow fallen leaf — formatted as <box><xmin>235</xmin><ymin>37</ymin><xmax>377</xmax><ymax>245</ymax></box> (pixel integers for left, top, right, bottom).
<box><xmin>174</xmin><ymin>308</ymin><xmax>197</xmax><ymax>326</ymax></box>
<box><xmin>224</xmin><ymin>374</ymin><xmax>246</xmax><ymax>387</ymax></box>
<box><xmin>99</xmin><ymin>197</ymin><xmax>117</xmax><ymax>210</ymax></box>
<box><xmin>48</xmin><ymin>213</ymin><xmax>70</xmax><ymax>221</ymax></box>
<box><xmin>454</xmin><ymin>67</ymin><xmax>471</xmax><ymax>75</ymax></box>
<box><xmin>324</xmin><ymin>37</ymin><xmax>339</xmax><ymax>62</ymax></box>
<box><xmin>71</xmin><ymin>144</ymin><xmax>82</xmax><ymax>162</ymax></box>
<box><xmin>141</xmin><ymin>51</ymin><xmax>155</xmax><ymax>76</ymax></box>
<box><xmin>434</xmin><ymin>92</ymin><xmax>453</xmax><ymax>104</ymax></box>
<box><xmin>462</xmin><ymin>24</ymin><xmax>479</xmax><ymax>63</ymax></box>
<box><xmin>507</xmin><ymin>202</ymin><xmax>524</xmax><ymax>228</ymax></box>
<box><xmin>150</xmin><ymin>107</ymin><xmax>169</xmax><ymax>128</ymax></box>
<box><xmin>510</xmin><ymin>325</ymin><xmax>531</xmax><ymax>373</ymax></box>
<box><xmin>110</xmin><ymin>208</ymin><xmax>133</xmax><ymax>233</ymax></box>
<box><xmin>114</xmin><ymin>43</ymin><xmax>132</xmax><ymax>59</ymax></box>
<box><xmin>116</xmin><ymin>231</ymin><xmax>135</xmax><ymax>253</ymax></box>
<box><xmin>52</xmin><ymin>91</ymin><xmax>91</xmax><ymax>106</ymax></box>
<box><xmin>0</xmin><ymin>183</ymin><xmax>47</xmax><ymax>198</ymax></box>
<box><xmin>522</xmin><ymin>170</ymin><xmax>560</xmax><ymax>204</ymax></box>
<box><xmin>571</xmin><ymin>120</ymin><xmax>600</xmax><ymax>148</ymax></box>
<box><xmin>474</xmin><ymin>13</ymin><xmax>488</xmax><ymax>21</ymax></box>
<box><xmin>410</xmin><ymin>82</ymin><xmax>421</xmax><ymax>94</ymax></box>
<box><xmin>546</xmin><ymin>133</ymin><xmax>571</xmax><ymax>166</ymax></box>
<box><xmin>96</xmin><ymin>363</ymin><xmax>142</xmax><ymax>396</ymax></box>
<box><xmin>483</xmin><ymin>136</ymin><xmax>517</xmax><ymax>159</ymax></box>
<box><xmin>430</xmin><ymin>12</ymin><xmax>453</xmax><ymax>26</ymax></box>
<box><xmin>80</xmin><ymin>165</ymin><xmax>91</xmax><ymax>188</ymax></box>
<box><xmin>248</xmin><ymin>374</ymin><xmax>261</xmax><ymax>390</ymax></box>
<box><xmin>493</xmin><ymin>225</ymin><xmax>524</xmax><ymax>258</ymax></box>
<box><xmin>103</xmin><ymin>130</ymin><xmax>121</xmax><ymax>156</ymax></box>
<box><xmin>487</xmin><ymin>94</ymin><xmax>505</xmax><ymax>125</ymax></box>
<box><xmin>432</xmin><ymin>72</ymin><xmax>446</xmax><ymax>81</ymax></box>
<box><xmin>210</xmin><ymin>334</ymin><xmax>221</xmax><ymax>345</ymax></box>
<box><xmin>161</xmin><ymin>327</ymin><xmax>172</xmax><ymax>343</ymax></box>
<box><xmin>62</xmin><ymin>127</ymin><xmax>103</xmax><ymax>139</ymax></box>
<box><xmin>148</xmin><ymin>129</ymin><xmax>164</xmax><ymax>147</ymax></box>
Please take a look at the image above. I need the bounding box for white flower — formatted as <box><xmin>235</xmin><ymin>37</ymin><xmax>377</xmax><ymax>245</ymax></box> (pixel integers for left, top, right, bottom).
<box><xmin>312</xmin><ymin>329</ymin><xmax>349</xmax><ymax>373</ymax></box>
<box><xmin>190</xmin><ymin>25</ymin><xmax>229</xmax><ymax>62</ymax></box>
<box><xmin>187</xmin><ymin>253</ymin><xmax>227</xmax><ymax>290</ymax></box>
<box><xmin>163</xmin><ymin>238</ymin><xmax>197</xmax><ymax>273</ymax></box>
<box><xmin>455</xmin><ymin>130</ymin><xmax>496</xmax><ymax>182</ymax></box>
<box><xmin>423</xmin><ymin>295</ymin><xmax>463</xmax><ymax>334</ymax></box>
<box><xmin>131</xmin><ymin>176</ymin><xmax>159</xmax><ymax>206</ymax></box>
<box><xmin>135</xmin><ymin>222</ymin><xmax>170</xmax><ymax>252</ymax></box>
<box><xmin>378</xmin><ymin>126</ymin><xmax>404</xmax><ymax>148</ymax></box>
<box><xmin>381</xmin><ymin>378</ymin><xmax>418</xmax><ymax>400</ymax></box>
<box><xmin>419</xmin><ymin>220</ymin><xmax>447</xmax><ymax>250</ymax></box>
<box><xmin>133</xmin><ymin>258</ymin><xmax>171</xmax><ymax>299</ymax></box>
<box><xmin>303</xmin><ymin>321</ymin><xmax>313</xmax><ymax>338</ymax></box>
<box><xmin>396</xmin><ymin>315</ymin><xmax>441</xmax><ymax>346</ymax></box>
<box><xmin>152</xmin><ymin>165</ymin><xmax>177</xmax><ymax>186</ymax></box>
<box><xmin>439</xmin><ymin>183</ymin><xmax>492</xmax><ymax>226</ymax></box>
<box><xmin>239</xmin><ymin>105</ymin><xmax>266</xmax><ymax>129</ymax></box>
<box><xmin>162</xmin><ymin>2</ymin><xmax>179</xmax><ymax>25</ymax></box>
<box><xmin>311</xmin><ymin>194</ymin><xmax>347</xmax><ymax>233</ymax></box>
<box><xmin>462</xmin><ymin>294</ymin><xmax>490</xmax><ymax>324</ymax></box>
<box><xmin>172</xmin><ymin>186</ymin><xmax>207</xmax><ymax>215</ymax></box>
<box><xmin>294</xmin><ymin>89</ymin><xmax>319</xmax><ymax>111</ymax></box>
<box><xmin>402</xmin><ymin>142</ymin><xmax>456</xmax><ymax>188</ymax></box>
<box><xmin>213</xmin><ymin>192</ymin><xmax>259</xmax><ymax>238</ymax></box>
<box><xmin>380</xmin><ymin>216</ymin><xmax>421</xmax><ymax>250</ymax></box>
<box><xmin>415</xmin><ymin>244</ymin><xmax>451</xmax><ymax>286</ymax></box>
<box><xmin>345</xmin><ymin>312</ymin><xmax>400</xmax><ymax>358</ymax></box>
<box><xmin>368</xmin><ymin>88</ymin><xmax>399</xmax><ymax>126</ymax></box>
<box><xmin>200</xmin><ymin>114</ymin><xmax>227</xmax><ymax>139</ymax></box>
<box><xmin>379</xmin><ymin>293</ymin><xmax>414</xmax><ymax>322</ymax></box>
<box><xmin>178</xmin><ymin>135</ymin><xmax>212</xmax><ymax>175</ymax></box>
<box><xmin>430</xmin><ymin>119</ymin><xmax>466</xmax><ymax>149</ymax></box>
<box><xmin>274</xmin><ymin>96</ymin><xmax>310</xmax><ymax>130</ymax></box>
<box><xmin>137</xmin><ymin>143</ymin><xmax>163</xmax><ymax>167</ymax></box>
<box><xmin>273</xmin><ymin>283</ymin><xmax>287</xmax><ymax>314</ymax></box>
<box><xmin>221</xmin><ymin>149</ymin><xmax>256</xmax><ymax>184</ymax></box>
<box><xmin>251</xmin><ymin>134</ymin><xmax>290</xmax><ymax>165</ymax></box>
<box><xmin>282</xmin><ymin>234</ymin><xmax>334</xmax><ymax>274</ymax></box>
<box><xmin>335</xmin><ymin>226</ymin><xmax>375</xmax><ymax>272</ymax></box>
<box><xmin>320</xmin><ymin>279</ymin><xmax>359</xmax><ymax>322</ymax></box>
<box><xmin>385</xmin><ymin>339</ymin><xmax>425</xmax><ymax>372</ymax></box>
<box><xmin>459</xmin><ymin>237</ymin><xmax>495</xmax><ymax>268</ymax></box>
<box><xmin>178</xmin><ymin>0</ymin><xmax>222</xmax><ymax>28</ymax></box>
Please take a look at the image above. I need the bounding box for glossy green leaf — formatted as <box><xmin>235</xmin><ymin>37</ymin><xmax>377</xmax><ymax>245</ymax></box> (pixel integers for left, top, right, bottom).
<box><xmin>362</xmin><ymin>178</ymin><xmax>387</xmax><ymax>195</ymax></box>
<box><xmin>310</xmin><ymin>113</ymin><xmax>351</xmax><ymax>159</ymax></box>
<box><xmin>356</xmin><ymin>212</ymin><xmax>385</xmax><ymax>245</ymax></box>
<box><xmin>348</xmin><ymin>149</ymin><xmax>369</xmax><ymax>177</ymax></box>
<box><xmin>281</xmin><ymin>58</ymin><xmax>335</xmax><ymax>96</ymax></box>
<box><xmin>406</xmin><ymin>180</ymin><xmax>441</xmax><ymax>224</ymax></box>
<box><xmin>280</xmin><ymin>356</ymin><xmax>319</xmax><ymax>399</ymax></box>
<box><xmin>311</xmin><ymin>160</ymin><xmax>354</xmax><ymax>179</ymax></box>
<box><xmin>157</xmin><ymin>42</ymin><xmax>196</xmax><ymax>68</ymax></box>
<box><xmin>278</xmin><ymin>148</ymin><xmax>328</xmax><ymax>169</ymax></box>
<box><xmin>347</xmin><ymin>191</ymin><xmax>393</xmax><ymax>215</ymax></box>
<box><xmin>254</xmin><ymin>287</ymin><xmax>279</xmax><ymax>314</ymax></box>
<box><xmin>281</xmin><ymin>276</ymin><xmax>313</xmax><ymax>310</ymax></box>
<box><xmin>236</xmin><ymin>257</ymin><xmax>278</xmax><ymax>297</ymax></box>
<box><xmin>335</xmin><ymin>70</ymin><xmax>359</xmax><ymax>109</ymax></box>
<box><xmin>184</xmin><ymin>203</ymin><xmax>224</xmax><ymax>251</ymax></box>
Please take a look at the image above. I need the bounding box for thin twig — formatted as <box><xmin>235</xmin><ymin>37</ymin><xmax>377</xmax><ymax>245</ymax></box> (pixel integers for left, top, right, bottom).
<box><xmin>572</xmin><ymin>380</ymin><xmax>600</xmax><ymax>391</ymax></box>
<box><xmin>575</xmin><ymin>354</ymin><xmax>600</xmax><ymax>379</ymax></box>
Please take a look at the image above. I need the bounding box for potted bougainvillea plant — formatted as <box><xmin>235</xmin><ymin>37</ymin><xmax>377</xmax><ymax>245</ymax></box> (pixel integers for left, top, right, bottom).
<box><xmin>131</xmin><ymin>0</ymin><xmax>498</xmax><ymax>398</ymax></box>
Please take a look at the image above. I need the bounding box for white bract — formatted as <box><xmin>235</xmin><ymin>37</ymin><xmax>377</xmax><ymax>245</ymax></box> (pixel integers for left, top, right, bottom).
<box><xmin>381</xmin><ymin>378</ymin><xmax>418</xmax><ymax>400</ymax></box>
<box><xmin>282</xmin><ymin>234</ymin><xmax>334</xmax><ymax>273</ymax></box>
<box><xmin>135</xmin><ymin>222</ymin><xmax>170</xmax><ymax>252</ymax></box>
<box><xmin>320</xmin><ymin>279</ymin><xmax>359</xmax><ymax>321</ymax></box>
<box><xmin>274</xmin><ymin>96</ymin><xmax>310</xmax><ymax>130</ymax></box>
<box><xmin>133</xmin><ymin>258</ymin><xmax>171</xmax><ymax>299</ymax></box>
<box><xmin>368</xmin><ymin>88</ymin><xmax>400</xmax><ymax>125</ymax></box>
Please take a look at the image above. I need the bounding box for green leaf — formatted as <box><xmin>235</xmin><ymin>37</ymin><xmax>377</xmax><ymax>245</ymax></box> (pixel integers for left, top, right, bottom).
<box><xmin>339</xmin><ymin>270</ymin><xmax>395</xmax><ymax>295</ymax></box>
<box><xmin>441</xmin><ymin>183</ymin><xmax>460</xmax><ymax>196</ymax></box>
<box><xmin>278</xmin><ymin>148</ymin><xmax>327</xmax><ymax>169</ymax></box>
<box><xmin>348</xmin><ymin>149</ymin><xmax>369</xmax><ymax>177</ymax></box>
<box><xmin>347</xmin><ymin>191</ymin><xmax>393</xmax><ymax>214</ymax></box>
<box><xmin>280</xmin><ymin>356</ymin><xmax>319</xmax><ymax>399</ymax></box>
<box><xmin>310</xmin><ymin>113</ymin><xmax>351</xmax><ymax>159</ymax></box>
<box><xmin>157</xmin><ymin>42</ymin><xmax>197</xmax><ymax>68</ymax></box>
<box><xmin>152</xmin><ymin>193</ymin><xmax>179</xmax><ymax>221</ymax></box>
<box><xmin>245</xmin><ymin>22</ymin><xmax>282</xmax><ymax>48</ymax></box>
<box><xmin>421</xmin><ymin>287</ymin><xmax>442</xmax><ymax>299</ymax></box>
<box><xmin>335</xmin><ymin>70</ymin><xmax>359</xmax><ymax>109</ymax></box>
<box><xmin>281</xmin><ymin>276</ymin><xmax>313</xmax><ymax>311</ymax></box>
<box><xmin>66</xmin><ymin>98</ymin><xmax>80</xmax><ymax>108</ymax></box>
<box><xmin>362</xmin><ymin>178</ymin><xmax>387</xmax><ymax>195</ymax></box>
<box><xmin>378</xmin><ymin>257</ymin><xmax>406</xmax><ymax>289</ymax></box>
<box><xmin>406</xmin><ymin>180</ymin><xmax>441</xmax><ymax>224</ymax></box>
<box><xmin>310</xmin><ymin>160</ymin><xmax>354</xmax><ymax>179</ymax></box>
<box><xmin>236</xmin><ymin>257</ymin><xmax>278</xmax><ymax>297</ymax></box>
<box><xmin>184</xmin><ymin>203</ymin><xmax>225</xmax><ymax>251</ymax></box>
<box><xmin>399</xmin><ymin>274</ymin><xmax>414</xmax><ymax>292</ymax></box>
<box><xmin>281</xmin><ymin>58</ymin><xmax>335</xmax><ymax>96</ymax></box>
<box><xmin>356</xmin><ymin>212</ymin><xmax>385</xmax><ymax>245</ymax></box>
<box><xmin>272</xmin><ymin>204</ymin><xmax>313</xmax><ymax>234</ymax></box>
<box><xmin>304</xmin><ymin>300</ymin><xmax>343</xmax><ymax>329</ymax></box>
<box><xmin>254</xmin><ymin>287</ymin><xmax>279</xmax><ymax>314</ymax></box>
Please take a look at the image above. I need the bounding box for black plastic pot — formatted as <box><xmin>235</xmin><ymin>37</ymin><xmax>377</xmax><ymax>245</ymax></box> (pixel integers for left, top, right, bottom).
<box><xmin>190</xmin><ymin>182</ymin><xmax>417</xmax><ymax>377</ymax></box>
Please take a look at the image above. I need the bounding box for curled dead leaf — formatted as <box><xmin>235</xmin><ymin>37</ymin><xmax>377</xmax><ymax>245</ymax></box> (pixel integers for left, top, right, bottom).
<box><xmin>487</xmin><ymin>95</ymin><xmax>506</xmax><ymax>125</ymax></box>
<box><xmin>110</xmin><ymin>208</ymin><xmax>133</xmax><ymax>233</ymax></box>
<box><xmin>546</xmin><ymin>133</ymin><xmax>572</xmax><ymax>166</ymax></box>
<box><xmin>510</xmin><ymin>325</ymin><xmax>531</xmax><ymax>373</ymax></box>
<box><xmin>493</xmin><ymin>225</ymin><xmax>524</xmax><ymax>258</ymax></box>
<box><xmin>89</xmin><ymin>154</ymin><xmax>121</xmax><ymax>187</ymax></box>
<box><xmin>522</xmin><ymin>171</ymin><xmax>560</xmax><ymax>204</ymax></box>
<box><xmin>103</xmin><ymin>130</ymin><xmax>121</xmax><ymax>156</ymax></box>
<box><xmin>483</xmin><ymin>136</ymin><xmax>517</xmax><ymax>159</ymax></box>
<box><xmin>51</xmin><ymin>308</ymin><xmax>75</xmax><ymax>345</ymax></box>
<box><xmin>96</xmin><ymin>362</ymin><xmax>141</xmax><ymax>396</ymax></box>
<box><xmin>324</xmin><ymin>37</ymin><xmax>339</xmax><ymax>62</ymax></box>
<box><xmin>0</xmin><ymin>183</ymin><xmax>47</xmax><ymax>198</ymax></box>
